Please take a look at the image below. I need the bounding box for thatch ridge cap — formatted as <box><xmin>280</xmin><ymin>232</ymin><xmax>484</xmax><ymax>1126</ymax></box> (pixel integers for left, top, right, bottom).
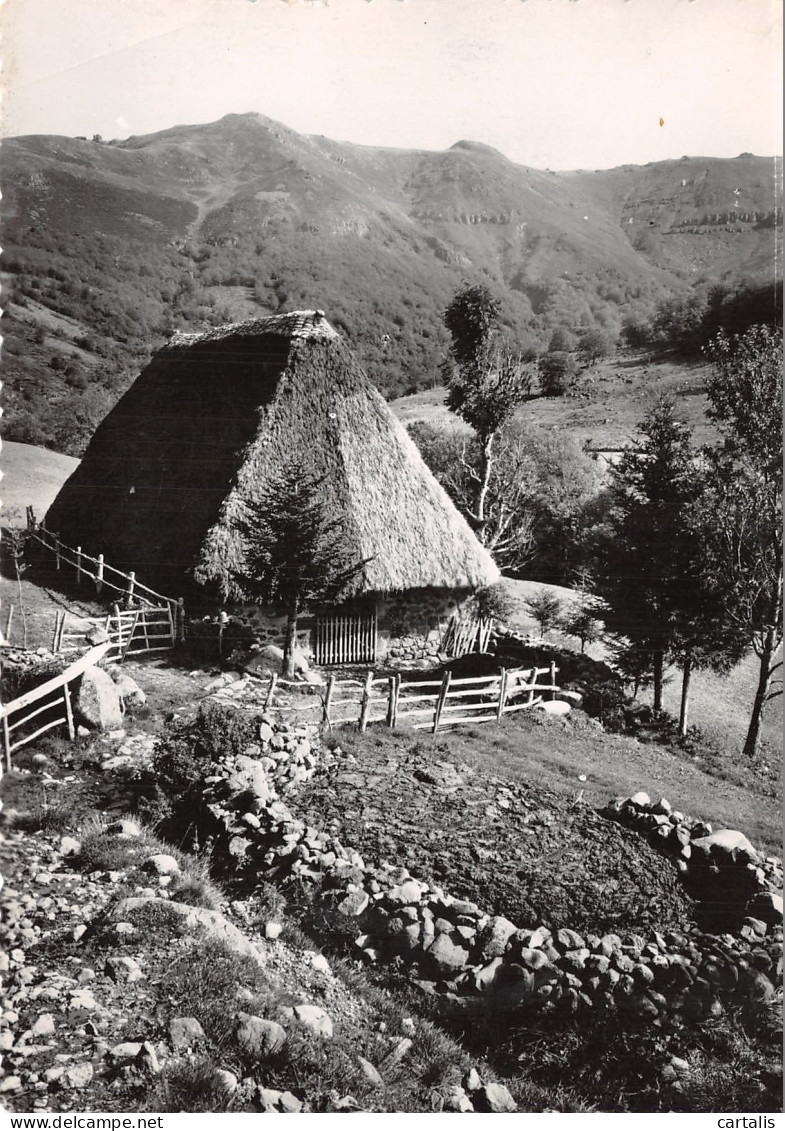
<box><xmin>168</xmin><ymin>310</ymin><xmax>339</xmax><ymax>348</ymax></box>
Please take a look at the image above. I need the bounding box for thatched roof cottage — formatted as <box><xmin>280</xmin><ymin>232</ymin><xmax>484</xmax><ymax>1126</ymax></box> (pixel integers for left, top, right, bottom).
<box><xmin>45</xmin><ymin>311</ymin><xmax>499</xmax><ymax>664</ymax></box>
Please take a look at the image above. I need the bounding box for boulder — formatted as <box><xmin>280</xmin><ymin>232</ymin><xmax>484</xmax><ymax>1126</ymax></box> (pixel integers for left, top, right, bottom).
<box><xmin>111</xmin><ymin>897</ymin><xmax>266</xmax><ymax>966</ymax></box>
<box><xmin>74</xmin><ymin>666</ymin><xmax>124</xmax><ymax>731</ymax></box>
<box><xmin>244</xmin><ymin>645</ymin><xmax>311</xmax><ymax>676</ymax></box>
<box><xmin>110</xmin><ymin>671</ymin><xmax>147</xmax><ymax>708</ymax></box>
<box><xmin>292</xmin><ymin>1004</ymin><xmax>333</xmax><ymax>1039</ymax></box>
<box><xmin>536</xmin><ymin>699</ymin><xmax>571</xmax><ymax>717</ymax></box>
<box><xmin>169</xmin><ymin>1017</ymin><xmax>205</xmax><ymax>1049</ymax></box>
<box><xmin>235</xmin><ymin>1014</ymin><xmax>287</xmax><ymax>1059</ymax></box>
<box><xmin>691</xmin><ymin>830</ymin><xmax>759</xmax><ymax>865</ymax></box>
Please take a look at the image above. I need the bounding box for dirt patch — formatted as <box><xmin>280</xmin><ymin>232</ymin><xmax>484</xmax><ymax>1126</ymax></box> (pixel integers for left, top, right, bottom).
<box><xmin>292</xmin><ymin>731</ymin><xmax>697</xmax><ymax>937</ymax></box>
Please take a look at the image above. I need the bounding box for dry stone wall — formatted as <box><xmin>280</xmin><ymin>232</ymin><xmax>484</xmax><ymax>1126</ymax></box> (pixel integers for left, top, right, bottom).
<box><xmin>188</xmin><ymin>700</ymin><xmax>783</xmax><ymax>1029</ymax></box>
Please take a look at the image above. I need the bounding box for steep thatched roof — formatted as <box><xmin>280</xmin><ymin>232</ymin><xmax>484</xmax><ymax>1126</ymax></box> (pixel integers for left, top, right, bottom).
<box><xmin>45</xmin><ymin>311</ymin><xmax>499</xmax><ymax>601</ymax></box>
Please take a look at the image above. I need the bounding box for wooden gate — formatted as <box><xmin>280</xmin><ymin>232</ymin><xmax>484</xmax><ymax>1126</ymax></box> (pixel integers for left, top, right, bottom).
<box><xmin>53</xmin><ymin>605</ymin><xmax>175</xmax><ymax>661</ymax></box>
<box><xmin>314</xmin><ymin>612</ymin><xmax>377</xmax><ymax>666</ymax></box>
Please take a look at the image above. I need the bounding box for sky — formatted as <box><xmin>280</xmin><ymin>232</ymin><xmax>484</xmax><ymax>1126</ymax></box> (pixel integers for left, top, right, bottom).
<box><xmin>0</xmin><ymin>0</ymin><xmax>782</xmax><ymax>171</ymax></box>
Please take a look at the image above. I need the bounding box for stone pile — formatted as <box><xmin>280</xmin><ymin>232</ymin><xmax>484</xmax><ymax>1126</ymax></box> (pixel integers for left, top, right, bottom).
<box><xmin>191</xmin><ymin>711</ymin><xmax>783</xmax><ymax>1028</ymax></box>
<box><xmin>603</xmin><ymin>792</ymin><xmax>783</xmax><ymax>923</ymax></box>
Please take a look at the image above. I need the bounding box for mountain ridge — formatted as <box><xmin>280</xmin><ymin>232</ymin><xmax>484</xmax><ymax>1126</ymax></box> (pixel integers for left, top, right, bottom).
<box><xmin>1</xmin><ymin>111</ymin><xmax>780</xmax><ymax>455</ymax></box>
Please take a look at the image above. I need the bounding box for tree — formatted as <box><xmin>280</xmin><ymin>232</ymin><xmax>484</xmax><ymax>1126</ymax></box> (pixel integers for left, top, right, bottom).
<box><xmin>701</xmin><ymin>325</ymin><xmax>783</xmax><ymax>757</ymax></box>
<box><xmin>596</xmin><ymin>396</ymin><xmax>702</xmax><ymax>713</ymax></box>
<box><xmin>539</xmin><ymin>351</ymin><xmax>579</xmax><ymax>397</ymax></box>
<box><xmin>408</xmin><ymin>418</ymin><xmax>603</xmax><ymax>581</ymax></box>
<box><xmin>577</xmin><ymin>326</ymin><xmax>616</xmax><ymax>367</ymax></box>
<box><xmin>524</xmin><ymin>588</ymin><xmax>563</xmax><ymax>638</ymax></box>
<box><xmin>230</xmin><ymin>462</ymin><xmax>370</xmax><ymax>678</ymax></box>
<box><xmin>442</xmin><ymin>285</ymin><xmax>536</xmax><ymax>545</ymax></box>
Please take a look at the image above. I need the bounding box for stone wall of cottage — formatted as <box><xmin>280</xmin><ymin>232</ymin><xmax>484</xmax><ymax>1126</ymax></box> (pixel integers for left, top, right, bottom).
<box><xmin>220</xmin><ymin>587</ymin><xmax>472</xmax><ymax>666</ymax></box>
<box><xmin>376</xmin><ymin>587</ymin><xmax>469</xmax><ymax>665</ymax></box>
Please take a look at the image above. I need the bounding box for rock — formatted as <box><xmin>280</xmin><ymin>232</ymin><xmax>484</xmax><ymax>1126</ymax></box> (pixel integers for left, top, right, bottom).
<box><xmin>111</xmin><ymin>897</ymin><xmax>265</xmax><ymax>965</ymax></box>
<box><xmin>357</xmin><ymin>1056</ymin><xmax>384</xmax><ymax>1087</ymax></box>
<box><xmin>747</xmin><ymin>891</ymin><xmax>784</xmax><ymax>926</ymax></box>
<box><xmin>68</xmin><ymin>990</ymin><xmax>100</xmax><ymax>1016</ymax></box>
<box><xmin>141</xmin><ymin>854</ymin><xmax>181</xmax><ymax>877</ymax></box>
<box><xmin>310</xmin><ymin>953</ymin><xmax>331</xmax><ymax>975</ymax></box>
<box><xmin>0</xmin><ymin>1076</ymin><xmax>22</xmax><ymax>1093</ymax></box>
<box><xmin>278</xmin><ymin>1091</ymin><xmax>303</xmax><ymax>1113</ymax></box>
<box><xmin>86</xmin><ymin>626</ymin><xmax>110</xmax><ymax>645</ymax></box>
<box><xmin>428</xmin><ymin>933</ymin><xmax>470</xmax><ymax>972</ymax></box>
<box><xmin>629</xmin><ymin>792</ymin><xmax>652</xmax><ymax>807</ymax></box>
<box><xmin>169</xmin><ymin>1017</ymin><xmax>205</xmax><ymax>1049</ymax></box>
<box><xmin>236</xmin><ymin>1014</ymin><xmax>287</xmax><ymax>1059</ymax></box>
<box><xmin>109</xmin><ymin>1041</ymin><xmax>143</xmax><ymax>1060</ymax></box>
<box><xmin>212</xmin><ymin>1069</ymin><xmax>238</xmax><ymax>1095</ymax></box>
<box><xmin>74</xmin><ymin>666</ymin><xmax>124</xmax><ymax>731</ymax></box>
<box><xmin>463</xmin><ymin>1067</ymin><xmax>483</xmax><ymax>1093</ymax></box>
<box><xmin>258</xmin><ymin>1087</ymin><xmax>283</xmax><ymax>1112</ymax></box>
<box><xmin>110</xmin><ymin>672</ymin><xmax>147</xmax><ymax>707</ymax></box>
<box><xmin>556</xmin><ymin>928</ymin><xmax>586</xmax><ymax>951</ymax></box>
<box><xmin>475</xmin><ymin>1082</ymin><xmax>517</xmax><ymax>1113</ymax></box>
<box><xmin>691</xmin><ymin>829</ymin><xmax>758</xmax><ymax>864</ymax></box>
<box><xmin>536</xmin><ymin>699</ymin><xmax>571</xmax><ymax>717</ymax></box>
<box><xmin>105</xmin><ymin>955</ymin><xmax>143</xmax><ymax>983</ymax></box>
<box><xmin>107</xmin><ymin>819</ymin><xmax>141</xmax><ymax>838</ymax></box>
<box><xmin>481</xmin><ymin>915</ymin><xmax>518</xmax><ymax>959</ymax></box>
<box><xmin>265</xmin><ymin>922</ymin><xmax>283</xmax><ymax>940</ymax></box>
<box><xmin>474</xmin><ymin>957</ymin><xmax>505</xmax><ymax>991</ymax></box>
<box><xmin>337</xmin><ymin>890</ymin><xmax>369</xmax><ymax>917</ymax></box>
<box><xmin>31</xmin><ymin>1012</ymin><xmax>56</xmax><ymax>1037</ymax></box>
<box><xmin>386</xmin><ymin>879</ymin><xmax>427</xmax><ymax>906</ymax></box>
<box><xmin>64</xmin><ymin>1062</ymin><xmax>93</xmax><ymax>1089</ymax></box>
<box><xmin>443</xmin><ymin>1085</ymin><xmax>474</xmax><ymax>1112</ymax></box>
<box><xmin>59</xmin><ymin>836</ymin><xmax>82</xmax><ymax>857</ymax></box>
<box><xmin>293</xmin><ymin>1004</ymin><xmax>333</xmax><ymax>1039</ymax></box>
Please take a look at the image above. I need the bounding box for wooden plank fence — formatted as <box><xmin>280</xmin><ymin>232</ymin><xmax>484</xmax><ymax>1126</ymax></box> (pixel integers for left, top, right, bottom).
<box><xmin>0</xmin><ymin>642</ymin><xmax>113</xmax><ymax>770</ymax></box>
<box><xmin>251</xmin><ymin>664</ymin><xmax>559</xmax><ymax>733</ymax></box>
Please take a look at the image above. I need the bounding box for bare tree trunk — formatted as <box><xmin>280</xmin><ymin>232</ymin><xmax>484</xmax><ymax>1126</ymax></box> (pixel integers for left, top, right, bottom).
<box><xmin>282</xmin><ymin>605</ymin><xmax>299</xmax><ymax>679</ymax></box>
<box><xmin>743</xmin><ymin>624</ymin><xmax>780</xmax><ymax>758</ymax></box>
<box><xmin>678</xmin><ymin>653</ymin><xmax>692</xmax><ymax>737</ymax></box>
<box><xmin>475</xmin><ymin>432</ymin><xmax>496</xmax><ymax>545</ymax></box>
<box><xmin>653</xmin><ymin>652</ymin><xmax>664</xmax><ymax>713</ymax></box>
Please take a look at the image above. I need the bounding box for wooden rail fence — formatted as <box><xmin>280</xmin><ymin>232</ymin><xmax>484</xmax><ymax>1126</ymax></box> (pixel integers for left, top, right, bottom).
<box><xmin>52</xmin><ymin>603</ymin><xmax>176</xmax><ymax>661</ymax></box>
<box><xmin>27</xmin><ymin>512</ymin><xmax>185</xmax><ymax>632</ymax></box>
<box><xmin>252</xmin><ymin>663</ymin><xmax>559</xmax><ymax>733</ymax></box>
<box><xmin>0</xmin><ymin>642</ymin><xmax>112</xmax><ymax>770</ymax></box>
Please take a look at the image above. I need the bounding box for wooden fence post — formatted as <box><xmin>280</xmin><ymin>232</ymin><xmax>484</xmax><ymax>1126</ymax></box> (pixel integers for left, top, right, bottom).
<box><xmin>358</xmin><ymin>670</ymin><xmax>374</xmax><ymax>732</ymax></box>
<box><xmin>76</xmin><ymin>547</ymin><xmax>83</xmax><ymax>585</ymax></box>
<box><xmin>527</xmin><ymin>666</ymin><xmax>538</xmax><ymax>706</ymax></box>
<box><xmin>323</xmin><ymin>674</ymin><xmax>336</xmax><ymax>724</ymax></box>
<box><xmin>2</xmin><ymin>715</ymin><xmax>11</xmax><ymax>773</ymax></box>
<box><xmin>496</xmin><ymin>668</ymin><xmax>508</xmax><ymax>723</ymax></box>
<box><xmin>433</xmin><ymin>671</ymin><xmax>452</xmax><ymax>733</ymax></box>
<box><xmin>96</xmin><ymin>554</ymin><xmax>104</xmax><ymax>596</ymax></box>
<box><xmin>54</xmin><ymin>534</ymin><xmax>61</xmax><ymax>571</ymax></box>
<box><xmin>549</xmin><ymin>661</ymin><xmax>557</xmax><ymax>699</ymax></box>
<box><xmin>63</xmin><ymin>684</ymin><xmax>75</xmax><ymax>741</ymax></box>
<box><xmin>5</xmin><ymin>604</ymin><xmax>14</xmax><ymax>644</ymax></box>
<box><xmin>52</xmin><ymin>610</ymin><xmax>63</xmax><ymax>653</ymax></box>
<box><xmin>264</xmin><ymin>673</ymin><xmax>278</xmax><ymax>711</ymax></box>
<box><xmin>175</xmin><ymin>598</ymin><xmax>186</xmax><ymax>645</ymax></box>
<box><xmin>126</xmin><ymin>571</ymin><xmax>136</xmax><ymax>608</ymax></box>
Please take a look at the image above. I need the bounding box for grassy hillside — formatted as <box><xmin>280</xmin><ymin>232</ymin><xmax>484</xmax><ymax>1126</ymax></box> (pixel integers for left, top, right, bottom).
<box><xmin>1</xmin><ymin>114</ymin><xmax>779</xmax><ymax>453</ymax></box>
<box><xmin>1</xmin><ymin>440</ymin><xmax>79</xmax><ymax>526</ymax></box>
